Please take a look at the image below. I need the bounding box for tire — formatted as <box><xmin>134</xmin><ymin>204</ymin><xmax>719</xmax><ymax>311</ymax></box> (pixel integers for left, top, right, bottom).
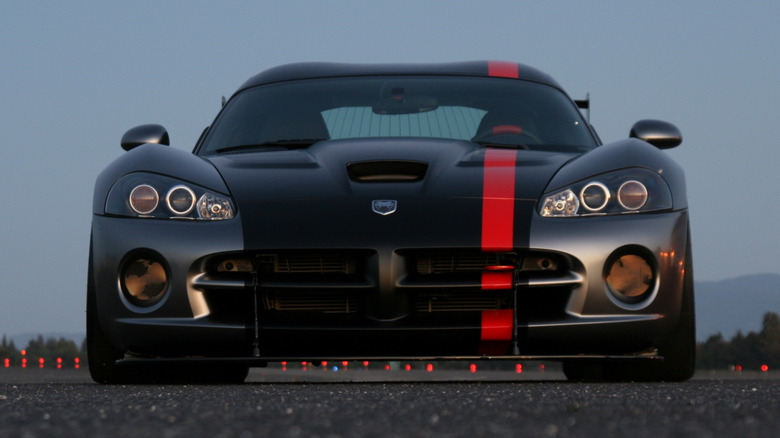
<box><xmin>565</xmin><ymin>229</ymin><xmax>696</xmax><ymax>382</ymax></box>
<box><xmin>87</xmin><ymin>241</ymin><xmax>133</xmax><ymax>384</ymax></box>
<box><xmin>648</xmin><ymin>229</ymin><xmax>696</xmax><ymax>381</ymax></box>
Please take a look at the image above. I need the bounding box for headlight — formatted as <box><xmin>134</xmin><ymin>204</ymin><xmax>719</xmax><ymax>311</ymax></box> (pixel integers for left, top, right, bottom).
<box><xmin>105</xmin><ymin>173</ymin><xmax>235</xmax><ymax>220</ymax></box>
<box><xmin>539</xmin><ymin>168</ymin><xmax>672</xmax><ymax>217</ymax></box>
<box><xmin>166</xmin><ymin>185</ymin><xmax>196</xmax><ymax>215</ymax></box>
<box><xmin>129</xmin><ymin>184</ymin><xmax>159</xmax><ymax>215</ymax></box>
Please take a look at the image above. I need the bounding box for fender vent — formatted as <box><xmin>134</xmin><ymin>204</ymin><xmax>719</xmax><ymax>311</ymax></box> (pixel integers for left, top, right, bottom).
<box><xmin>347</xmin><ymin>160</ymin><xmax>428</xmax><ymax>182</ymax></box>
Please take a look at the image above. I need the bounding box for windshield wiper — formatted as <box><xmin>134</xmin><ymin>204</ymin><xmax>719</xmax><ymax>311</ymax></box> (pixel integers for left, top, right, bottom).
<box><xmin>215</xmin><ymin>139</ymin><xmax>327</xmax><ymax>154</ymax></box>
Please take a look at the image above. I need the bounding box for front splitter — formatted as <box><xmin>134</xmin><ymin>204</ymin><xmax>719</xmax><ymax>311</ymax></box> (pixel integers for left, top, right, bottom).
<box><xmin>116</xmin><ymin>353</ymin><xmax>662</xmax><ymax>367</ymax></box>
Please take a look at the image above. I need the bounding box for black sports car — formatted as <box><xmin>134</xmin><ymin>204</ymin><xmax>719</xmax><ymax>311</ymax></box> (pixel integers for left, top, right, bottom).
<box><xmin>88</xmin><ymin>61</ymin><xmax>694</xmax><ymax>383</ymax></box>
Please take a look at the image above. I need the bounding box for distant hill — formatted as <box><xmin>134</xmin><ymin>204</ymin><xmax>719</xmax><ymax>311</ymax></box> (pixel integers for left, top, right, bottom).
<box><xmin>5</xmin><ymin>274</ymin><xmax>780</xmax><ymax>346</ymax></box>
<box><xmin>695</xmin><ymin>273</ymin><xmax>780</xmax><ymax>340</ymax></box>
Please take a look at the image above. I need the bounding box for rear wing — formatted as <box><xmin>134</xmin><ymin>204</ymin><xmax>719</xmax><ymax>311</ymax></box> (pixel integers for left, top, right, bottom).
<box><xmin>574</xmin><ymin>93</ymin><xmax>590</xmax><ymax>122</ymax></box>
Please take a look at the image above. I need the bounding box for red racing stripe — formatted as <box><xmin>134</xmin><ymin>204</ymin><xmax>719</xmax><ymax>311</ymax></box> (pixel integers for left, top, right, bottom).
<box><xmin>481</xmin><ymin>309</ymin><xmax>514</xmax><ymax>341</ymax></box>
<box><xmin>481</xmin><ymin>148</ymin><xmax>517</xmax><ymax>252</ymax></box>
<box><xmin>488</xmin><ymin>61</ymin><xmax>519</xmax><ymax>78</ymax></box>
<box><xmin>481</xmin><ymin>270</ymin><xmax>514</xmax><ymax>290</ymax></box>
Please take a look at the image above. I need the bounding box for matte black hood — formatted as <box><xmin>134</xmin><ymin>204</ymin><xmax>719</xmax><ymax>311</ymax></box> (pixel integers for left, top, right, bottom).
<box><xmin>205</xmin><ymin>139</ymin><xmax>575</xmax><ymax>250</ymax></box>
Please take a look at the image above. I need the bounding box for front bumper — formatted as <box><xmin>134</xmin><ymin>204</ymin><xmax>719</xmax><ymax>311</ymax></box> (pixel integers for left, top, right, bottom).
<box><xmin>91</xmin><ymin>209</ymin><xmax>689</xmax><ymax>361</ymax></box>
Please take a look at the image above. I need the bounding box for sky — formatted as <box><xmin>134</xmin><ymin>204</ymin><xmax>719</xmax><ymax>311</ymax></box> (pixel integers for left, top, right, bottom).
<box><xmin>2</xmin><ymin>1</ymin><xmax>779</xmax><ymax>336</ymax></box>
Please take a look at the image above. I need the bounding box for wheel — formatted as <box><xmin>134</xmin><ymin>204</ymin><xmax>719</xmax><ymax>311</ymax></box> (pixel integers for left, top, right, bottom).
<box><xmin>565</xmin><ymin>229</ymin><xmax>696</xmax><ymax>382</ymax></box>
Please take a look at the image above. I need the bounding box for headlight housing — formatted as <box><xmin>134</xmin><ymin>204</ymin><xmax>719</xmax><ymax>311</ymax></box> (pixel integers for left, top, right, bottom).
<box><xmin>105</xmin><ymin>173</ymin><xmax>235</xmax><ymax>220</ymax></box>
<box><xmin>539</xmin><ymin>168</ymin><xmax>672</xmax><ymax>217</ymax></box>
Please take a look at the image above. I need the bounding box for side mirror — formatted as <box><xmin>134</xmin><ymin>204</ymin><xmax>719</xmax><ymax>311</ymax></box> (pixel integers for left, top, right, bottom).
<box><xmin>121</xmin><ymin>124</ymin><xmax>170</xmax><ymax>151</ymax></box>
<box><xmin>629</xmin><ymin>119</ymin><xmax>682</xmax><ymax>149</ymax></box>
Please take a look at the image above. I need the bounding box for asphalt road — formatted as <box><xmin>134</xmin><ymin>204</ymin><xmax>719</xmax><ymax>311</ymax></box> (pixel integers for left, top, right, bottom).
<box><xmin>1</xmin><ymin>367</ymin><xmax>778</xmax><ymax>438</ymax></box>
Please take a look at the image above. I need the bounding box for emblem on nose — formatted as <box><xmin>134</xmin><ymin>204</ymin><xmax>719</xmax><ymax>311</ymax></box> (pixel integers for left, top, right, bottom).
<box><xmin>372</xmin><ymin>200</ymin><xmax>397</xmax><ymax>216</ymax></box>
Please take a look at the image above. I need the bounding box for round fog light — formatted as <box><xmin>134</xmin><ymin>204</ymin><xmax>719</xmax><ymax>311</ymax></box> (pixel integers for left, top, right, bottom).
<box><xmin>604</xmin><ymin>251</ymin><xmax>655</xmax><ymax>304</ymax></box>
<box><xmin>121</xmin><ymin>255</ymin><xmax>169</xmax><ymax>306</ymax></box>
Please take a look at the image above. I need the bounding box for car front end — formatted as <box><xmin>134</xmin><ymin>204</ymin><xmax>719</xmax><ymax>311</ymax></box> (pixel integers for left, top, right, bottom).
<box><xmin>88</xmin><ymin>62</ymin><xmax>694</xmax><ymax>383</ymax></box>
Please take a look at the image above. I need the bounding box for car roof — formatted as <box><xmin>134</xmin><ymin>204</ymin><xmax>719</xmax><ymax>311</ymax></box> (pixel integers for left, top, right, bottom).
<box><xmin>235</xmin><ymin>61</ymin><xmax>563</xmax><ymax>93</ymax></box>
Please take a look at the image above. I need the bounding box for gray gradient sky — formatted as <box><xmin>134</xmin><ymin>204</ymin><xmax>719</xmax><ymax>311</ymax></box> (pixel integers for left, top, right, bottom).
<box><xmin>2</xmin><ymin>1</ymin><xmax>779</xmax><ymax>335</ymax></box>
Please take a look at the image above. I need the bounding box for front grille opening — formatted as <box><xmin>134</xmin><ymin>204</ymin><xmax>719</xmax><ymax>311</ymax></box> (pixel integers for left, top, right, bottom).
<box><xmin>264</xmin><ymin>290</ymin><xmax>359</xmax><ymax>314</ymax></box>
<box><xmin>200</xmin><ymin>250</ymin><xmax>371</xmax><ymax>317</ymax></box>
<box><xmin>403</xmin><ymin>249</ymin><xmax>573</xmax><ymax>317</ymax></box>
<box><xmin>408</xmin><ymin>250</ymin><xmax>566</xmax><ymax>276</ymax></box>
<box><xmin>412</xmin><ymin>251</ymin><xmax>518</xmax><ymax>275</ymax></box>
<box><xmin>415</xmin><ymin>291</ymin><xmax>511</xmax><ymax>313</ymax></box>
<box><xmin>270</xmin><ymin>254</ymin><xmax>357</xmax><ymax>274</ymax></box>
<box><xmin>214</xmin><ymin>252</ymin><xmax>359</xmax><ymax>275</ymax></box>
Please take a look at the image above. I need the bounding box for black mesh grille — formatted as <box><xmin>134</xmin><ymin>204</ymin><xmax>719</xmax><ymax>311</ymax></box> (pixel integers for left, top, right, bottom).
<box><xmin>415</xmin><ymin>293</ymin><xmax>509</xmax><ymax>312</ymax></box>
<box><xmin>413</xmin><ymin>252</ymin><xmax>514</xmax><ymax>274</ymax></box>
<box><xmin>264</xmin><ymin>290</ymin><xmax>359</xmax><ymax>313</ymax></box>
<box><xmin>194</xmin><ymin>249</ymin><xmax>577</xmax><ymax>321</ymax></box>
<box><xmin>265</xmin><ymin>254</ymin><xmax>357</xmax><ymax>274</ymax></box>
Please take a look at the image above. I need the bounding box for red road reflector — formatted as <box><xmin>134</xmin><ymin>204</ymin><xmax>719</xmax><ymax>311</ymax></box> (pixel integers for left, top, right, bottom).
<box><xmin>761</xmin><ymin>364</ymin><xmax>770</xmax><ymax>372</ymax></box>
<box><xmin>515</xmin><ymin>363</ymin><xmax>523</xmax><ymax>373</ymax></box>
<box><xmin>469</xmin><ymin>363</ymin><xmax>477</xmax><ymax>373</ymax></box>
<box><xmin>426</xmin><ymin>363</ymin><xmax>434</xmax><ymax>372</ymax></box>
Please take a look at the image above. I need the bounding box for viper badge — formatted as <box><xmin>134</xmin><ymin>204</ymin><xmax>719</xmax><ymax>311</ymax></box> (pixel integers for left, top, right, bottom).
<box><xmin>372</xmin><ymin>200</ymin><xmax>397</xmax><ymax>216</ymax></box>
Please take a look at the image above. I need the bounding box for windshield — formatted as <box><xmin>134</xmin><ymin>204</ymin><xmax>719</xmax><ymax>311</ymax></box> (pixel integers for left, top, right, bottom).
<box><xmin>197</xmin><ymin>76</ymin><xmax>597</xmax><ymax>154</ymax></box>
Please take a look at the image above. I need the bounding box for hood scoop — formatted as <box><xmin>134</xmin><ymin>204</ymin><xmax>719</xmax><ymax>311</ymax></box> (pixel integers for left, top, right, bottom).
<box><xmin>347</xmin><ymin>160</ymin><xmax>428</xmax><ymax>182</ymax></box>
